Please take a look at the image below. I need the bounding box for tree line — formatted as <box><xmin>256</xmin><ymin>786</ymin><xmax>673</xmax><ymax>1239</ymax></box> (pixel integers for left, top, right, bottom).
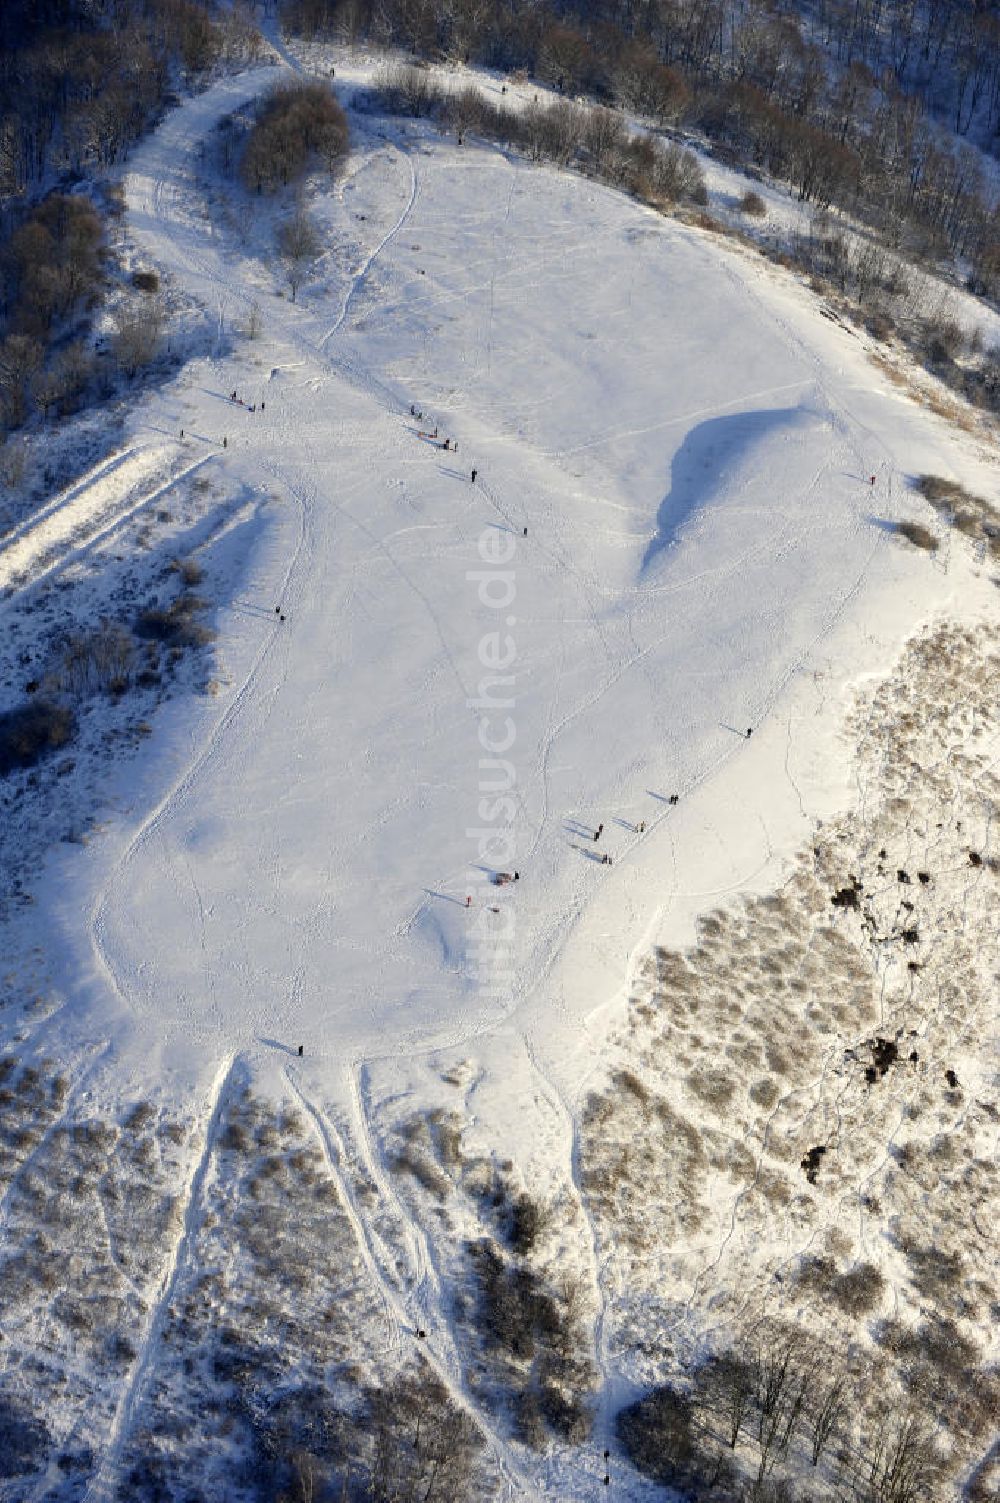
<box><xmin>280</xmin><ymin>0</ymin><xmax>999</xmax><ymax>300</ymax></box>
<box><xmin>365</xmin><ymin>63</ymin><xmax>707</xmax><ymax>209</ymax></box>
<box><xmin>0</xmin><ymin>0</ymin><xmax>256</xmax><ymax>205</ymax></box>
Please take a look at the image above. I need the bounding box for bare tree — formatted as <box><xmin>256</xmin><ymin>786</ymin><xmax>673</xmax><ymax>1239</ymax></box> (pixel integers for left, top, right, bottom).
<box><xmin>244</xmin><ymin>301</ymin><xmax>263</xmax><ymax>340</ymax></box>
<box><xmin>369</xmin><ymin>1365</ymin><xmax>483</xmax><ymax>1502</ymax></box>
<box><xmin>700</xmin><ymin>1349</ymin><xmax>756</xmax><ymax>1449</ymax></box>
<box><xmin>112</xmin><ymin>297</ymin><xmax>165</xmax><ymax>378</ymax></box>
<box><xmin>0</xmin><ymin>436</ymin><xmax>28</xmax><ymax>493</ymax></box>
<box><xmin>278</xmin><ymin>207</ymin><xmax>322</xmax><ymax>303</ymax></box>
<box><xmin>288</xmin><ymin>1449</ymin><xmax>321</xmax><ymax>1503</ymax></box>
<box><xmin>865</xmin><ymin>1412</ymin><xmax>942</xmax><ymax>1503</ymax></box>
<box><xmin>751</xmin><ymin>1332</ymin><xmax>808</xmax><ymax>1487</ymax></box>
<box><xmin>0</xmin><ymin>335</ymin><xmax>44</xmax><ymax>427</ymax></box>
<box><xmin>806</xmin><ymin>1367</ymin><xmax>848</xmax><ymax>1467</ymax></box>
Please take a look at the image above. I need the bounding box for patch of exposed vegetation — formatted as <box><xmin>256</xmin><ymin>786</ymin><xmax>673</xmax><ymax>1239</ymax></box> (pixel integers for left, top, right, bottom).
<box><xmin>134</xmin><ymin>591</ymin><xmax>214</xmax><ymax>650</ymax></box>
<box><xmin>582</xmin><ymin>616</ymin><xmax>999</xmax><ymax>1496</ymax></box>
<box><xmin>914</xmin><ymin>475</ymin><xmax>1000</xmax><ymax>559</ymax></box>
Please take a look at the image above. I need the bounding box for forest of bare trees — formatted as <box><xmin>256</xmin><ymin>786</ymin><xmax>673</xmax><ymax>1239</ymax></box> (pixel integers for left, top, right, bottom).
<box><xmin>616</xmin><ymin>1319</ymin><xmax>997</xmax><ymax>1503</ymax></box>
<box><xmin>0</xmin><ymin>0</ymin><xmax>265</xmax><ymax>440</ymax></box>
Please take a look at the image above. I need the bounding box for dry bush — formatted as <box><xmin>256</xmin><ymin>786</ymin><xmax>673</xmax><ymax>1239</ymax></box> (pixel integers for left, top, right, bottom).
<box><xmin>739</xmin><ymin>189</ymin><xmax>767</xmax><ymax>216</ymax></box>
<box><xmin>913</xmin><ymin>475</ymin><xmax>998</xmax><ymax>554</ymax></box>
<box><xmin>0</xmin><ymin>700</ymin><xmax>75</xmax><ymax>775</ymax></box>
<box><xmin>49</xmin><ymin>621</ymin><xmax>134</xmax><ymax>698</ymax></box>
<box><xmin>797</xmin><ymin>1255</ymin><xmax>885</xmax><ymax>1317</ymax></box>
<box><xmin>392</xmin><ymin>1140</ymin><xmax>450</xmax><ymax>1200</ymax></box>
<box><xmin>0</xmin><ymin>1397</ymin><xmax>50</xmax><ymax>1482</ymax></box>
<box><xmin>134</xmin><ymin>593</ymin><xmax>214</xmax><ymax>649</ymax></box>
<box><xmin>866</xmin><ymin>306</ymin><xmax>895</xmax><ymax>340</ymax></box>
<box><xmin>614</xmin><ymin>1068</ymin><xmax>650</xmax><ymax>1104</ymax></box>
<box><xmin>537</xmin><ymin>1367</ymin><xmax>594</xmax><ymax>1442</ymax></box>
<box><xmin>427</xmin><ymin>1108</ymin><xmax>463</xmax><ymax>1169</ymax></box>
<box><xmin>749</xmin><ymin>1077</ymin><xmax>780</xmax><ymax>1109</ymax></box>
<box><xmin>686</xmin><ymin>1066</ymin><xmax>736</xmax><ymax>1111</ymax></box>
<box><xmin>894</xmin><ymin>520</ymin><xmax>938</xmax><ymax>551</ymax></box>
<box><xmin>170</xmin><ymin>556</ymin><xmax>204</xmax><ymax>587</ymax></box>
<box><xmin>509</xmin><ymin>1190</ymin><xmax>547</xmax><ymax>1255</ymax></box>
<box><xmin>902</xmin><ymin>1241</ymin><xmax>965</xmax><ymax>1307</ymax></box>
<box><xmin>220</xmin><ymin>1119</ymin><xmax>252</xmax><ymax>1153</ymax></box>
<box><xmin>831</xmin><ymin>1261</ymin><xmax>885</xmax><ymax>1316</ymax></box>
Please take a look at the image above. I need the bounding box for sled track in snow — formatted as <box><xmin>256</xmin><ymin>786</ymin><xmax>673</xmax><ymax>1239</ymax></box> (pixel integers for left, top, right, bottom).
<box><xmin>288</xmin><ymin>1063</ymin><xmax>531</xmax><ymax>1499</ymax></box>
<box><xmin>320</xmin><ymin>134</ymin><xmax>419</xmax><ymax>351</ymax></box>
<box><xmin>88</xmin><ymin>448</ymin><xmax>312</xmax><ymax>1026</ymax></box>
<box><xmin>283</xmin><ymin>1064</ymin><xmax>405</xmax><ymax>1353</ymax></box>
<box><xmin>82</xmin><ymin>1054</ymin><xmax>238</xmax><ymax>1503</ymax></box>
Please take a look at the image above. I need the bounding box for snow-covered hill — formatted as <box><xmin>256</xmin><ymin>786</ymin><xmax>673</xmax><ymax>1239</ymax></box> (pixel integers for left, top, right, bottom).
<box><xmin>0</xmin><ymin>51</ymin><xmax>995</xmax><ymax>1502</ymax></box>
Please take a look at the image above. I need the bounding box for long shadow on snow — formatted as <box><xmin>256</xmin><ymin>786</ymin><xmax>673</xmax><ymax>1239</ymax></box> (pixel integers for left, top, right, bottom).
<box><xmin>640</xmin><ymin>406</ymin><xmax>810</xmax><ymax>574</ymax></box>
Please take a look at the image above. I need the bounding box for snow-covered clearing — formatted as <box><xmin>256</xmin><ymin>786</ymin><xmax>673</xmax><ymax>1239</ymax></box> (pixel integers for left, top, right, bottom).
<box><xmin>0</xmin><ymin>48</ymin><xmax>996</xmax><ymax>1500</ymax></box>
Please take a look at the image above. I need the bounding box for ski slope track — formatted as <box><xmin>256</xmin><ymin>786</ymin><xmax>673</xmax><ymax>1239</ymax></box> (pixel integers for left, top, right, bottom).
<box><xmin>82</xmin><ymin>1055</ymin><xmax>239</xmax><ymax>1503</ymax></box>
<box><xmin>5</xmin><ymin>52</ymin><xmax>997</xmax><ymax>1501</ymax></box>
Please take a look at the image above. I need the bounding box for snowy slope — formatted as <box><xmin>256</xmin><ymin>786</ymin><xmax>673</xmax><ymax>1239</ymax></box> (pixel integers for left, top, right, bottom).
<box><xmin>0</xmin><ymin>50</ymin><xmax>996</xmax><ymax>1501</ymax></box>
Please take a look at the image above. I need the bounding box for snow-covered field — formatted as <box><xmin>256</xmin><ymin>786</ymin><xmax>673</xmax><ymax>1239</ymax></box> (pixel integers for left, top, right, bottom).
<box><xmin>0</xmin><ymin>48</ymin><xmax>996</xmax><ymax>1501</ymax></box>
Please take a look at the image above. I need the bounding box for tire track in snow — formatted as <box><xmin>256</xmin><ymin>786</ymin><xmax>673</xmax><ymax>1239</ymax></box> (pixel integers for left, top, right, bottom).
<box><xmin>83</xmin><ymin>1053</ymin><xmax>239</xmax><ymax>1503</ymax></box>
<box><xmin>350</xmin><ymin>1060</ymin><xmax>432</xmax><ymax>1300</ymax></box>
